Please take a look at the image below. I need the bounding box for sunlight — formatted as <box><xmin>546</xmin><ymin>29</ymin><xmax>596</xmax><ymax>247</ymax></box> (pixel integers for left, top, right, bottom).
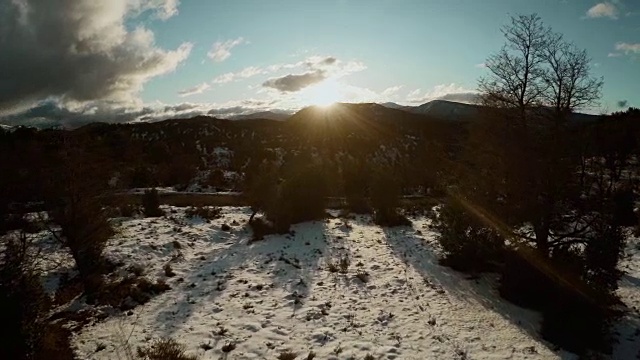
<box><xmin>300</xmin><ymin>78</ymin><xmax>344</xmax><ymax>107</ymax></box>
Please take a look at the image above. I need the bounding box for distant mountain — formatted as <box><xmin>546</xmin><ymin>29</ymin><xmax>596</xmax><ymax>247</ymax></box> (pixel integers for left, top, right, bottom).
<box><xmin>288</xmin><ymin>102</ymin><xmax>432</xmax><ymax>128</ymax></box>
<box><xmin>226</xmin><ymin>111</ymin><xmax>292</xmax><ymax>121</ymax></box>
<box><xmin>379</xmin><ymin>102</ymin><xmax>409</xmax><ymax>110</ymax></box>
<box><xmin>383</xmin><ymin>99</ymin><xmax>600</xmax><ymax>123</ymax></box>
<box><xmin>378</xmin><ymin>100</ymin><xmax>482</xmax><ymax>121</ymax></box>
<box><xmin>406</xmin><ymin>100</ymin><xmax>481</xmax><ymax>121</ymax></box>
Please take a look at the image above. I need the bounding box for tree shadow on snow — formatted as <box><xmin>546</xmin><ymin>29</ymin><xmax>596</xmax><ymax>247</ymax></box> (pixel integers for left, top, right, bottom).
<box><xmin>380</xmin><ymin>224</ymin><xmax>576</xmax><ymax>359</ymax></box>
<box><xmin>148</xmin><ymin>214</ymin><xmax>332</xmax><ymax>340</ymax></box>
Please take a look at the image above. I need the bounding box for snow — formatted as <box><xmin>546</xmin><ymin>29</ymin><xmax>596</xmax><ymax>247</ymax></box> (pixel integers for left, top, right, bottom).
<box><xmin>64</xmin><ymin>206</ymin><xmax>639</xmax><ymax>359</ymax></box>
<box><xmin>613</xmin><ymin>232</ymin><xmax>640</xmax><ymax>359</ymax></box>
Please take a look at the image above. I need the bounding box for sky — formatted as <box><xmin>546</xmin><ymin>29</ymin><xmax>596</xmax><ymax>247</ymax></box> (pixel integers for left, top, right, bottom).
<box><xmin>0</xmin><ymin>0</ymin><xmax>639</xmax><ymax>127</ymax></box>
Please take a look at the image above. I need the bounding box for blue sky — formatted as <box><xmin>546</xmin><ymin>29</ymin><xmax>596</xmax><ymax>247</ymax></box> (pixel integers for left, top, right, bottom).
<box><xmin>140</xmin><ymin>0</ymin><xmax>640</xmax><ymax>113</ymax></box>
<box><xmin>0</xmin><ymin>0</ymin><xmax>639</xmax><ymax>125</ymax></box>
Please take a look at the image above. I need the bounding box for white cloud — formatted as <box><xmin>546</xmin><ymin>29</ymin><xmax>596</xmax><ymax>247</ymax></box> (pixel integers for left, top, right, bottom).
<box><xmin>207</xmin><ymin>37</ymin><xmax>246</xmax><ymax>62</ymax></box>
<box><xmin>608</xmin><ymin>52</ymin><xmax>623</xmax><ymax>57</ymax></box>
<box><xmin>475</xmin><ymin>63</ymin><xmax>487</xmax><ymax>68</ymax></box>
<box><xmin>212</xmin><ymin>73</ymin><xmax>235</xmax><ymax>84</ymax></box>
<box><xmin>129</xmin><ymin>0</ymin><xmax>180</xmax><ymax>20</ymax></box>
<box><xmin>178</xmin><ymin>83</ymin><xmax>210</xmax><ymax>97</ymax></box>
<box><xmin>212</xmin><ymin>66</ymin><xmax>266</xmax><ymax>84</ymax></box>
<box><xmin>615</xmin><ymin>42</ymin><xmax>640</xmax><ymax>54</ymax></box>
<box><xmin>382</xmin><ymin>85</ymin><xmax>403</xmax><ymax>97</ymax></box>
<box><xmin>586</xmin><ymin>2</ymin><xmax>619</xmax><ymax>19</ymax></box>
<box><xmin>405</xmin><ymin>83</ymin><xmax>478</xmax><ymax>104</ymax></box>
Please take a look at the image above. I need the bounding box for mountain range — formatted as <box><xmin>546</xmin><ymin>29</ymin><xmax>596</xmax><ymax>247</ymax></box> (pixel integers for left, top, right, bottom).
<box><xmin>0</xmin><ymin>99</ymin><xmax>601</xmax><ymax>130</ymax></box>
<box><xmin>222</xmin><ymin>99</ymin><xmax>598</xmax><ymax>123</ymax></box>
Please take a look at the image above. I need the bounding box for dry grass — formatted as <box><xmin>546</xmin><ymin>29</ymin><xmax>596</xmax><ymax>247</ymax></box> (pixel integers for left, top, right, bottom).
<box><xmin>277</xmin><ymin>350</ymin><xmax>298</xmax><ymax>360</ymax></box>
<box><xmin>137</xmin><ymin>338</ymin><xmax>197</xmax><ymax>360</ymax></box>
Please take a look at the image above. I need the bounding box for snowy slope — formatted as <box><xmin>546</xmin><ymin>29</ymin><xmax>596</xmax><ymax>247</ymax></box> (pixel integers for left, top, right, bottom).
<box><xmin>68</xmin><ymin>206</ymin><xmax>638</xmax><ymax>359</ymax></box>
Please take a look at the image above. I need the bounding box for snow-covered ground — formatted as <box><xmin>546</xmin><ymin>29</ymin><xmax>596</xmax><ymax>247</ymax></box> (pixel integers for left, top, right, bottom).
<box><xmin>65</xmin><ymin>206</ymin><xmax>639</xmax><ymax>359</ymax></box>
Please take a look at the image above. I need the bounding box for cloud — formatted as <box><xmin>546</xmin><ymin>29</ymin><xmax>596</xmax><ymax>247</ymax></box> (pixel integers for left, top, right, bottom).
<box><xmin>406</xmin><ymin>83</ymin><xmax>479</xmax><ymax>104</ymax></box>
<box><xmin>618</xmin><ymin>100</ymin><xmax>628</xmax><ymax>108</ymax></box>
<box><xmin>262</xmin><ymin>71</ymin><xmax>327</xmax><ymax>92</ymax></box>
<box><xmin>261</xmin><ymin>55</ymin><xmax>367</xmax><ymax>93</ymax></box>
<box><xmin>207</xmin><ymin>37</ymin><xmax>246</xmax><ymax>62</ymax></box>
<box><xmin>382</xmin><ymin>86</ymin><xmax>403</xmax><ymax>97</ymax></box>
<box><xmin>0</xmin><ymin>0</ymin><xmax>191</xmax><ymax>116</ymax></box>
<box><xmin>130</xmin><ymin>0</ymin><xmax>180</xmax><ymax>20</ymax></box>
<box><xmin>608</xmin><ymin>52</ymin><xmax>623</xmax><ymax>57</ymax></box>
<box><xmin>178</xmin><ymin>83</ymin><xmax>211</xmax><ymax>97</ymax></box>
<box><xmin>437</xmin><ymin>93</ymin><xmax>481</xmax><ymax>104</ymax></box>
<box><xmin>0</xmin><ymin>97</ymin><xmax>288</xmax><ymax>128</ymax></box>
<box><xmin>474</xmin><ymin>63</ymin><xmax>487</xmax><ymax>68</ymax></box>
<box><xmin>212</xmin><ymin>66</ymin><xmax>265</xmax><ymax>84</ymax></box>
<box><xmin>586</xmin><ymin>2</ymin><xmax>619</xmax><ymax>19</ymax></box>
<box><xmin>615</xmin><ymin>42</ymin><xmax>640</xmax><ymax>54</ymax></box>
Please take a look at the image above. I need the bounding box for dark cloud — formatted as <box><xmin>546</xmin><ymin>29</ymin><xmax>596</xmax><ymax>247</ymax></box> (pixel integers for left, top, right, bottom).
<box><xmin>0</xmin><ymin>100</ymin><xmax>209</xmax><ymax>128</ymax></box>
<box><xmin>618</xmin><ymin>100</ymin><xmax>629</xmax><ymax>108</ymax></box>
<box><xmin>0</xmin><ymin>99</ymin><xmax>285</xmax><ymax>128</ymax></box>
<box><xmin>0</xmin><ymin>0</ymin><xmax>191</xmax><ymax>116</ymax></box>
<box><xmin>262</xmin><ymin>70</ymin><xmax>327</xmax><ymax>92</ymax></box>
<box><xmin>262</xmin><ymin>56</ymin><xmax>365</xmax><ymax>93</ymax></box>
<box><xmin>322</xmin><ymin>57</ymin><xmax>337</xmax><ymax>65</ymax></box>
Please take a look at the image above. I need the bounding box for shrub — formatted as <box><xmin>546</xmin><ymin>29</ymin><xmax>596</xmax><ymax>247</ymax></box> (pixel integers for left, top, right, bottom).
<box><xmin>499</xmin><ymin>247</ymin><xmax>614</xmax><ymax>355</ymax></box>
<box><xmin>342</xmin><ymin>163</ymin><xmax>370</xmax><ymax>214</ymax></box>
<box><xmin>355</xmin><ymin>270</ymin><xmax>369</xmax><ymax>283</ymax></box>
<box><xmin>244</xmin><ymin>162</ymin><xmax>278</xmax><ymax>223</ymax></box>
<box><xmin>129</xmin><ymin>165</ymin><xmax>155</xmax><ymax>188</ymax></box>
<box><xmin>584</xmin><ymin>216</ymin><xmax>625</xmax><ymax>299</ymax></box>
<box><xmin>434</xmin><ymin>200</ymin><xmax>504</xmax><ymax>272</ymax></box>
<box><xmin>206</xmin><ymin>169</ymin><xmax>227</xmax><ymax>189</ymax></box>
<box><xmin>612</xmin><ymin>187</ymin><xmax>636</xmax><ymax>226</ymax></box>
<box><xmin>118</xmin><ymin>203</ymin><xmax>138</xmax><ymax>217</ymax></box>
<box><xmin>255</xmin><ymin>166</ymin><xmax>328</xmax><ymax>233</ymax></box>
<box><xmin>163</xmin><ymin>263</ymin><xmax>176</xmax><ymax>277</ymax></box>
<box><xmin>185</xmin><ymin>206</ymin><xmax>221</xmax><ymax>220</ymax></box>
<box><xmin>338</xmin><ymin>255</ymin><xmax>350</xmax><ymax>274</ymax></box>
<box><xmin>142</xmin><ymin>188</ymin><xmax>163</xmax><ymax>217</ymax></box>
<box><xmin>137</xmin><ymin>338</ymin><xmax>197</xmax><ymax>360</ymax></box>
<box><xmin>97</xmin><ymin>277</ymin><xmax>170</xmax><ymax>310</ymax></box>
<box><xmin>277</xmin><ymin>350</ymin><xmax>298</xmax><ymax>360</ymax></box>
<box><xmin>370</xmin><ymin>171</ymin><xmax>410</xmax><ymax>226</ymax></box>
<box><xmin>50</xmin><ymin>196</ymin><xmax>114</xmax><ymax>299</ymax></box>
<box><xmin>277</xmin><ymin>166</ymin><xmax>327</xmax><ymax>224</ymax></box>
<box><xmin>248</xmin><ymin>217</ymin><xmax>278</xmax><ymax>242</ymax></box>
<box><xmin>0</xmin><ymin>232</ymin><xmax>74</xmax><ymax>360</ymax></box>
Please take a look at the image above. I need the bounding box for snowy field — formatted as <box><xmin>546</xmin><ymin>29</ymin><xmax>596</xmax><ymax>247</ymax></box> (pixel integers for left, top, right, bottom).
<box><xmin>59</xmin><ymin>206</ymin><xmax>639</xmax><ymax>359</ymax></box>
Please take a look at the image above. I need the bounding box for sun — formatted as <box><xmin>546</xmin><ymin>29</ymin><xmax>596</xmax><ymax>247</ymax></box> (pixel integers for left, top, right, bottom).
<box><xmin>301</xmin><ymin>79</ymin><xmax>343</xmax><ymax>107</ymax></box>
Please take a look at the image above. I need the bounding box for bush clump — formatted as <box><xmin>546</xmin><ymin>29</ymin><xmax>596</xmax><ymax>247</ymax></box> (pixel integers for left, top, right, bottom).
<box><xmin>137</xmin><ymin>338</ymin><xmax>197</xmax><ymax>360</ymax></box>
<box><xmin>0</xmin><ymin>232</ymin><xmax>74</xmax><ymax>360</ymax></box>
<box><xmin>370</xmin><ymin>171</ymin><xmax>410</xmax><ymax>227</ymax></box>
<box><xmin>342</xmin><ymin>162</ymin><xmax>370</xmax><ymax>214</ymax></box>
<box><xmin>434</xmin><ymin>198</ymin><xmax>505</xmax><ymax>272</ymax></box>
<box><xmin>142</xmin><ymin>188</ymin><xmax>163</xmax><ymax>217</ymax></box>
<box><xmin>185</xmin><ymin>206</ymin><xmax>221</xmax><ymax>220</ymax></box>
<box><xmin>499</xmin><ymin>247</ymin><xmax>614</xmax><ymax>355</ymax></box>
<box><xmin>50</xmin><ymin>196</ymin><xmax>115</xmax><ymax>300</ymax></box>
<box><xmin>247</xmin><ymin>165</ymin><xmax>327</xmax><ymax>234</ymax></box>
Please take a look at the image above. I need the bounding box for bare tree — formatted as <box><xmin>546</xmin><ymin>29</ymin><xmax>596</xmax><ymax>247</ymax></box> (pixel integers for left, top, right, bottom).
<box><xmin>542</xmin><ymin>34</ymin><xmax>603</xmax><ymax>114</ymax></box>
<box><xmin>470</xmin><ymin>14</ymin><xmax>606</xmax><ymax>256</ymax></box>
<box><xmin>479</xmin><ymin>13</ymin><xmax>602</xmax><ymax>116</ymax></box>
<box><xmin>479</xmin><ymin>14</ymin><xmax>551</xmax><ymax>112</ymax></box>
